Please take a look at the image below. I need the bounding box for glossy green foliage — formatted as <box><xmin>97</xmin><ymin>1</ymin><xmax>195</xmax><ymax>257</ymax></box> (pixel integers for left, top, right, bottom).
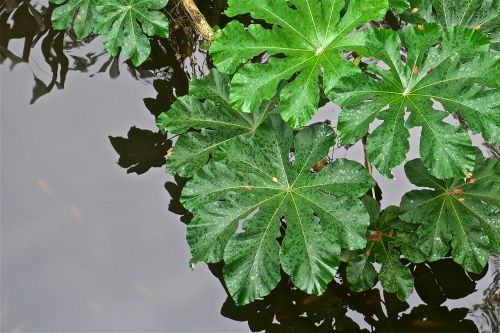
<box><xmin>50</xmin><ymin>0</ymin><xmax>97</xmax><ymax>39</ymax></box>
<box><xmin>403</xmin><ymin>0</ymin><xmax>500</xmax><ymax>49</ymax></box>
<box><xmin>50</xmin><ymin>0</ymin><xmax>170</xmax><ymax>66</ymax></box>
<box><xmin>332</xmin><ymin>24</ymin><xmax>499</xmax><ymax>179</ymax></box>
<box><xmin>389</xmin><ymin>0</ymin><xmax>411</xmax><ymax>13</ymax></box>
<box><xmin>157</xmin><ymin>70</ymin><xmax>278</xmax><ymax>177</ymax></box>
<box><xmin>182</xmin><ymin>115</ymin><xmax>375</xmax><ymax>305</ymax></box>
<box><xmin>95</xmin><ymin>0</ymin><xmax>169</xmax><ymax>66</ymax></box>
<box><xmin>399</xmin><ymin>157</ymin><xmax>500</xmax><ymax>273</ymax></box>
<box><xmin>346</xmin><ymin>198</ymin><xmax>425</xmax><ymax>300</ymax></box>
<box><xmin>77</xmin><ymin>0</ymin><xmax>499</xmax><ymax>305</ymax></box>
<box><xmin>210</xmin><ymin>0</ymin><xmax>389</xmax><ymax>128</ymax></box>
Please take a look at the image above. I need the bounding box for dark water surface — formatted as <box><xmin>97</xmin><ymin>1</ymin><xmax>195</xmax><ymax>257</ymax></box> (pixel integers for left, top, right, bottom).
<box><xmin>1</xmin><ymin>1</ymin><xmax>499</xmax><ymax>332</ymax></box>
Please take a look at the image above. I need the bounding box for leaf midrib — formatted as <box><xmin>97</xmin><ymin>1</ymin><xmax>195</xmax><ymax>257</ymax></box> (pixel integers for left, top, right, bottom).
<box><xmin>293</xmin><ymin>191</ymin><xmax>363</xmax><ymax>246</ymax></box>
<box><xmin>290</xmin><ymin>193</ymin><xmax>316</xmax><ymax>278</ymax></box>
<box><xmin>447</xmin><ymin>196</ymin><xmax>485</xmax><ymax>269</ymax></box>
<box><xmin>232</xmin><ymin>193</ymin><xmax>289</xmax><ymax>289</ymax></box>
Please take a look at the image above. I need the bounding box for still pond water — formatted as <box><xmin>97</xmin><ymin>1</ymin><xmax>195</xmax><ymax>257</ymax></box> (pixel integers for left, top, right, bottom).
<box><xmin>1</xmin><ymin>1</ymin><xmax>499</xmax><ymax>332</ymax></box>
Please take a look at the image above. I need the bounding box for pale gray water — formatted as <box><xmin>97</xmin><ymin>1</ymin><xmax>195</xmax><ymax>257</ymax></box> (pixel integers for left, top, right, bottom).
<box><xmin>1</xmin><ymin>1</ymin><xmax>498</xmax><ymax>332</ymax></box>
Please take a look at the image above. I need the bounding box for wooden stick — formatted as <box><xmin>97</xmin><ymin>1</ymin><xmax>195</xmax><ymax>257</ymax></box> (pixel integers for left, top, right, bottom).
<box><xmin>181</xmin><ymin>0</ymin><xmax>214</xmax><ymax>42</ymax></box>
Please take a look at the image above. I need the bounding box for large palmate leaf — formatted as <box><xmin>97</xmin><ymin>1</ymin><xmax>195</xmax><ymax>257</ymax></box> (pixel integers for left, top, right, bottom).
<box><xmin>399</xmin><ymin>157</ymin><xmax>500</xmax><ymax>273</ymax></box>
<box><xmin>157</xmin><ymin>70</ymin><xmax>278</xmax><ymax>177</ymax></box>
<box><xmin>332</xmin><ymin>24</ymin><xmax>500</xmax><ymax>179</ymax></box>
<box><xmin>210</xmin><ymin>0</ymin><xmax>389</xmax><ymax>127</ymax></box>
<box><xmin>49</xmin><ymin>0</ymin><xmax>97</xmax><ymax>39</ymax></box>
<box><xmin>94</xmin><ymin>0</ymin><xmax>169</xmax><ymax>66</ymax></box>
<box><xmin>346</xmin><ymin>198</ymin><xmax>425</xmax><ymax>300</ymax></box>
<box><xmin>403</xmin><ymin>0</ymin><xmax>500</xmax><ymax>49</ymax></box>
<box><xmin>182</xmin><ymin>115</ymin><xmax>375</xmax><ymax>305</ymax></box>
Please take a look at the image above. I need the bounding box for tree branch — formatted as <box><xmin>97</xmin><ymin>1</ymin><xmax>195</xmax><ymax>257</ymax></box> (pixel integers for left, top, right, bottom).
<box><xmin>362</xmin><ymin>136</ymin><xmax>377</xmax><ymax>200</ymax></box>
<box><xmin>181</xmin><ymin>0</ymin><xmax>214</xmax><ymax>43</ymax></box>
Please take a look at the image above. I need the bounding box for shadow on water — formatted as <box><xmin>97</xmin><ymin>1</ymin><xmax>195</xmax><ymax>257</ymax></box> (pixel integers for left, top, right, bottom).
<box><xmin>216</xmin><ymin>264</ymin><xmax>487</xmax><ymax>333</ymax></box>
<box><xmin>1</xmin><ymin>0</ymin><xmax>69</xmax><ymax>103</ymax></box>
<box><xmin>109</xmin><ymin>127</ymin><xmax>172</xmax><ymax>175</ymax></box>
<box><xmin>1</xmin><ymin>0</ymin><xmax>499</xmax><ymax>332</ymax></box>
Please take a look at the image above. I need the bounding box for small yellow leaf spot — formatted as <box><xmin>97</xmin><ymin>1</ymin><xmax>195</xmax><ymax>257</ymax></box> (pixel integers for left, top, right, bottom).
<box><xmin>466</xmin><ymin>172</ymin><xmax>473</xmax><ymax>179</ymax></box>
<box><xmin>388</xmin><ymin>230</ymin><xmax>395</xmax><ymax>238</ymax></box>
<box><xmin>417</xmin><ymin>24</ymin><xmax>424</xmax><ymax>30</ymax></box>
<box><xmin>473</xmin><ymin>25</ymin><xmax>481</xmax><ymax>30</ymax></box>
<box><xmin>458</xmin><ymin>198</ymin><xmax>465</xmax><ymax>202</ymax></box>
<box><xmin>272</xmin><ymin>177</ymin><xmax>279</xmax><ymax>183</ymax></box>
<box><xmin>411</xmin><ymin>7</ymin><xmax>418</xmax><ymax>13</ymax></box>
<box><xmin>365</xmin><ymin>248</ymin><xmax>372</xmax><ymax>257</ymax></box>
<box><xmin>244</xmin><ymin>185</ymin><xmax>253</xmax><ymax>190</ymax></box>
<box><xmin>76</xmin><ymin>14</ymin><xmax>81</xmax><ymax>20</ymax></box>
<box><xmin>167</xmin><ymin>149</ymin><xmax>173</xmax><ymax>157</ymax></box>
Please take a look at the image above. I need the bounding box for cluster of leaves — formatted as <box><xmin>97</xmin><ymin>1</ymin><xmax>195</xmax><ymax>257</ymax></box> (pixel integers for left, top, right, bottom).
<box><xmin>153</xmin><ymin>0</ymin><xmax>500</xmax><ymax>305</ymax></box>
<box><xmin>158</xmin><ymin>67</ymin><xmax>499</xmax><ymax>305</ymax></box>
<box><xmin>400</xmin><ymin>157</ymin><xmax>500</xmax><ymax>274</ymax></box>
<box><xmin>401</xmin><ymin>0</ymin><xmax>500</xmax><ymax>49</ymax></box>
<box><xmin>346</xmin><ymin>197</ymin><xmax>425</xmax><ymax>301</ymax></box>
<box><xmin>346</xmin><ymin>157</ymin><xmax>499</xmax><ymax>300</ymax></box>
<box><xmin>49</xmin><ymin>0</ymin><xmax>170</xmax><ymax>65</ymax></box>
<box><xmin>159</xmin><ymin>71</ymin><xmax>376</xmax><ymax>304</ymax></box>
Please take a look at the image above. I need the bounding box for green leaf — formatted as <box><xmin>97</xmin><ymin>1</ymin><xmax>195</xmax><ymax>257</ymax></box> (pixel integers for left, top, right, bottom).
<box><xmin>49</xmin><ymin>0</ymin><xmax>97</xmax><ymax>39</ymax></box>
<box><xmin>346</xmin><ymin>199</ymin><xmax>424</xmax><ymax>300</ymax></box>
<box><xmin>332</xmin><ymin>25</ymin><xmax>499</xmax><ymax>179</ymax></box>
<box><xmin>389</xmin><ymin>0</ymin><xmax>411</xmax><ymax>13</ymax></box>
<box><xmin>346</xmin><ymin>252</ymin><xmax>377</xmax><ymax>292</ymax></box>
<box><xmin>399</xmin><ymin>157</ymin><xmax>500</xmax><ymax>273</ymax></box>
<box><xmin>210</xmin><ymin>0</ymin><xmax>389</xmax><ymax>127</ymax></box>
<box><xmin>403</xmin><ymin>0</ymin><xmax>500</xmax><ymax>49</ymax></box>
<box><xmin>376</xmin><ymin>244</ymin><xmax>414</xmax><ymax>301</ymax></box>
<box><xmin>49</xmin><ymin>0</ymin><xmax>170</xmax><ymax>64</ymax></box>
<box><xmin>182</xmin><ymin>115</ymin><xmax>375</xmax><ymax>305</ymax></box>
<box><xmin>156</xmin><ymin>70</ymin><xmax>278</xmax><ymax>177</ymax></box>
<box><xmin>94</xmin><ymin>0</ymin><xmax>169</xmax><ymax>66</ymax></box>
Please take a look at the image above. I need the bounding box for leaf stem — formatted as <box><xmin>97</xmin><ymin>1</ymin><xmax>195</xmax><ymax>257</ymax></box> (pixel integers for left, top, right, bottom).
<box><xmin>362</xmin><ymin>136</ymin><xmax>377</xmax><ymax>200</ymax></box>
